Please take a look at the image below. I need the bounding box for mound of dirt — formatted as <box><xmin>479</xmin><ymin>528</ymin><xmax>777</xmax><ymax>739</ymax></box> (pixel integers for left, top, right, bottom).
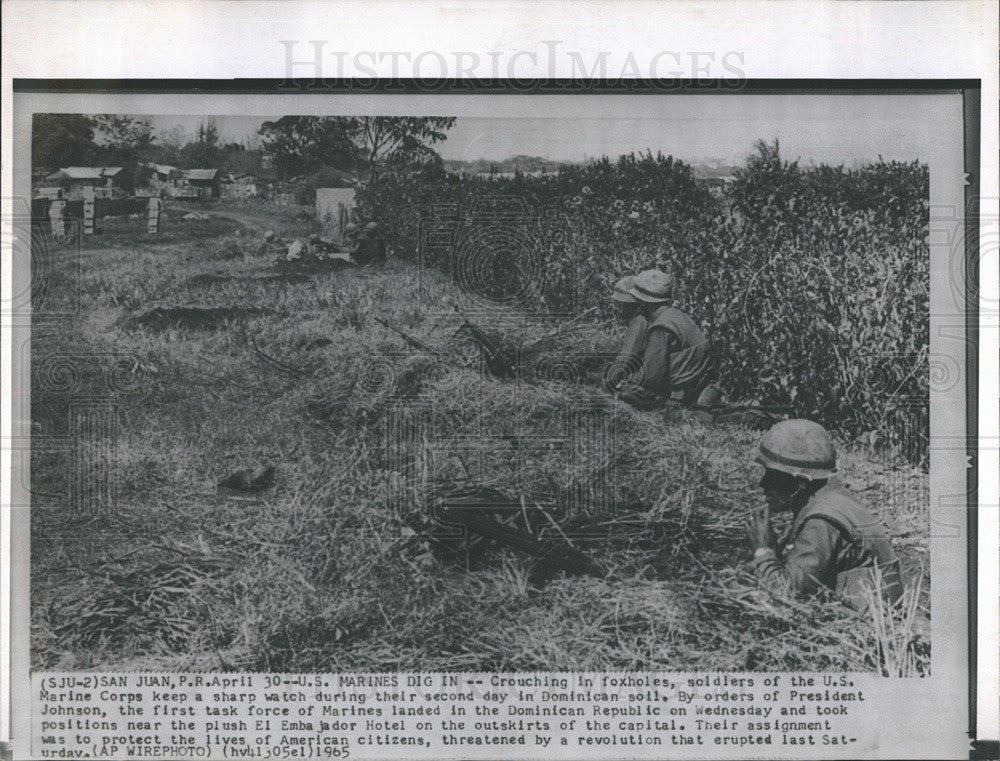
<box><xmin>129</xmin><ymin>305</ymin><xmax>266</xmax><ymax>330</ymax></box>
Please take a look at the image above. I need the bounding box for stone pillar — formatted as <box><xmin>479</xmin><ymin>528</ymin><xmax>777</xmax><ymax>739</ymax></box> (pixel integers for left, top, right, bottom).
<box><xmin>49</xmin><ymin>200</ymin><xmax>65</xmax><ymax>239</ymax></box>
<box><xmin>147</xmin><ymin>197</ymin><xmax>161</xmax><ymax>234</ymax></box>
<box><xmin>82</xmin><ymin>185</ymin><xmax>95</xmax><ymax>235</ymax></box>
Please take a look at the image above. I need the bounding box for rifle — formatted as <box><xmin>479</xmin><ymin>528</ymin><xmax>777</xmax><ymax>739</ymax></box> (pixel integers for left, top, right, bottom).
<box><xmin>373</xmin><ymin>316</ymin><xmax>447</xmax><ymax>358</ymax></box>
<box><xmin>248</xmin><ymin>335</ymin><xmax>312</xmax><ymax>377</ymax></box>
<box><xmin>427</xmin><ymin>482</ymin><xmax>606</xmax><ymax>578</ymax></box>
<box><xmin>694</xmin><ymin>403</ymin><xmax>796</xmax><ymax>415</ymax></box>
<box><xmin>437</xmin><ymin>505</ymin><xmax>606</xmax><ymax>579</ymax></box>
<box><xmin>450</xmin><ymin>304</ymin><xmax>518</xmax><ymax>378</ymax></box>
<box><xmin>373</xmin><ymin>314</ymin><xmax>522</xmax><ymax>380</ymax></box>
<box><xmin>520</xmin><ymin>306</ymin><xmax>598</xmax><ymax>354</ymax></box>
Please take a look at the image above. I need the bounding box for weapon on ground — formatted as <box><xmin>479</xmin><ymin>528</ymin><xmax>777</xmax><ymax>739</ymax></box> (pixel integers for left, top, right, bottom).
<box><xmin>695</xmin><ymin>403</ymin><xmax>797</xmax><ymax>415</ymax></box>
<box><xmin>436</xmin><ymin>506</ymin><xmax>606</xmax><ymax>579</ymax></box>
<box><xmin>693</xmin><ymin>403</ymin><xmax>797</xmax><ymax>430</ymax></box>
<box><xmin>520</xmin><ymin>306</ymin><xmax>599</xmax><ymax>354</ymax></box>
<box><xmin>248</xmin><ymin>335</ymin><xmax>313</xmax><ymax>377</ymax></box>
<box><xmin>373</xmin><ymin>316</ymin><xmax>447</xmax><ymax>358</ymax></box>
<box><xmin>424</xmin><ymin>482</ymin><xmax>606</xmax><ymax>579</ymax></box>
<box><xmin>449</xmin><ymin>303</ymin><xmax>601</xmax><ymax>379</ymax></box>
<box><xmin>450</xmin><ymin>304</ymin><xmax>519</xmax><ymax>378</ymax></box>
<box><xmin>372</xmin><ymin>314</ymin><xmax>522</xmax><ymax>379</ymax></box>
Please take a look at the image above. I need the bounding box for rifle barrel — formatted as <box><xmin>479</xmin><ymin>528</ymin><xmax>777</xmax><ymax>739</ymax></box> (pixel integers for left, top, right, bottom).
<box><xmin>439</xmin><ymin>507</ymin><xmax>605</xmax><ymax>578</ymax></box>
<box><xmin>521</xmin><ymin>306</ymin><xmax>599</xmax><ymax>352</ymax></box>
<box><xmin>373</xmin><ymin>316</ymin><xmax>444</xmax><ymax>357</ymax></box>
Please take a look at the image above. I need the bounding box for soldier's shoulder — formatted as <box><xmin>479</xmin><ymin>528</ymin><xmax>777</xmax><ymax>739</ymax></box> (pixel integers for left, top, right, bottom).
<box><xmin>799</xmin><ymin>483</ymin><xmax>873</xmax><ymax>532</ymax></box>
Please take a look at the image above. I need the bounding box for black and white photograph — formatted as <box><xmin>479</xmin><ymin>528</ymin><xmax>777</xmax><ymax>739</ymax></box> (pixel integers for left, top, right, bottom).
<box><xmin>26</xmin><ymin>98</ymin><xmax>937</xmax><ymax>675</ymax></box>
<box><xmin>3</xmin><ymin>2</ymin><xmax>997</xmax><ymax>759</ymax></box>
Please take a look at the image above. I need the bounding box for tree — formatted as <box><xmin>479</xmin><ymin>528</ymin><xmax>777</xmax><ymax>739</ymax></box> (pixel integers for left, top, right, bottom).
<box><xmin>180</xmin><ymin>118</ymin><xmax>224</xmax><ymax>169</ymax></box>
<box><xmin>89</xmin><ymin>115</ymin><xmax>158</xmax><ymax>191</ymax></box>
<box><xmin>196</xmin><ymin>118</ymin><xmax>219</xmax><ymax>148</ymax></box>
<box><xmin>93</xmin><ymin>115</ymin><xmax>155</xmax><ymax>155</ymax></box>
<box><xmin>730</xmin><ymin>139</ymin><xmax>803</xmax><ymax>222</ymax></box>
<box><xmin>258</xmin><ymin>116</ymin><xmax>357</xmax><ymax>179</ymax></box>
<box><xmin>32</xmin><ymin>114</ymin><xmax>97</xmax><ymax>173</ymax></box>
<box><xmin>351</xmin><ymin>117</ymin><xmax>455</xmax><ymax>168</ymax></box>
<box><xmin>258</xmin><ymin>116</ymin><xmax>456</xmax><ymax>180</ymax></box>
<box><xmin>157</xmin><ymin>124</ymin><xmax>190</xmax><ymax>151</ymax></box>
<box><xmin>220</xmin><ymin>144</ymin><xmax>264</xmax><ymax>178</ymax></box>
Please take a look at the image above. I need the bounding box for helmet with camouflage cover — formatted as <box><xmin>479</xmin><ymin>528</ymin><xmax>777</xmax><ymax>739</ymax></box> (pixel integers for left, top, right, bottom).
<box><xmin>756</xmin><ymin>419</ymin><xmax>837</xmax><ymax>481</ymax></box>
<box><xmin>629</xmin><ymin>269</ymin><xmax>672</xmax><ymax>303</ymax></box>
<box><xmin>612</xmin><ymin>275</ymin><xmax>637</xmax><ymax>303</ymax></box>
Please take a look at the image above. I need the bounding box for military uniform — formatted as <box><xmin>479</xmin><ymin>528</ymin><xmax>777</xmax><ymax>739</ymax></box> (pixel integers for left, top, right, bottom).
<box><xmin>750</xmin><ymin>419</ymin><xmax>904</xmax><ymax>609</ymax></box>
<box><xmin>353</xmin><ymin>223</ymin><xmax>386</xmax><ymax>265</ymax></box>
<box><xmin>606</xmin><ymin>305</ymin><xmax>714</xmax><ymax>404</ymax></box>
<box><xmin>754</xmin><ymin>483</ymin><xmax>903</xmax><ymax>608</ymax></box>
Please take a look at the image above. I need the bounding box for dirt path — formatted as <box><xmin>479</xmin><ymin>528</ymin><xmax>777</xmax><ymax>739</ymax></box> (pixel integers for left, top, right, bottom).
<box><xmin>171</xmin><ymin>202</ymin><xmax>301</xmax><ymax>235</ymax></box>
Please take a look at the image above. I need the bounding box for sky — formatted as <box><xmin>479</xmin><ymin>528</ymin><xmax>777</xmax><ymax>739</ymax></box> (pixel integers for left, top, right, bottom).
<box><xmin>148</xmin><ymin>94</ymin><xmax>944</xmax><ymax>166</ymax></box>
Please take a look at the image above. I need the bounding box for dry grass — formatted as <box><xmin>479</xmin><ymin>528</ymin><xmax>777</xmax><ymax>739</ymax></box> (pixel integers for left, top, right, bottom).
<box><xmin>30</xmin><ymin>204</ymin><xmax>930</xmax><ymax>674</ymax></box>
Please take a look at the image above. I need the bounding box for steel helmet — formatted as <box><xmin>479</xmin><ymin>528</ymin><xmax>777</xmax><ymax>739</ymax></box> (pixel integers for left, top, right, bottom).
<box><xmin>344</xmin><ymin>222</ymin><xmax>358</xmax><ymax>234</ymax></box>
<box><xmin>365</xmin><ymin>221</ymin><xmax>379</xmax><ymax>233</ymax></box>
<box><xmin>756</xmin><ymin>419</ymin><xmax>837</xmax><ymax>480</ymax></box>
<box><xmin>630</xmin><ymin>269</ymin><xmax>672</xmax><ymax>303</ymax></box>
<box><xmin>263</xmin><ymin>230</ymin><xmax>276</xmax><ymax>241</ymax></box>
<box><xmin>612</xmin><ymin>275</ymin><xmax>637</xmax><ymax>303</ymax></box>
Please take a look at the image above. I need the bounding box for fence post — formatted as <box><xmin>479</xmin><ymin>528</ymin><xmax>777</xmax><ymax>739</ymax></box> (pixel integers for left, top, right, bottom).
<box><xmin>147</xmin><ymin>197</ymin><xmax>160</xmax><ymax>234</ymax></box>
<box><xmin>49</xmin><ymin>200</ymin><xmax>65</xmax><ymax>239</ymax></box>
<box><xmin>83</xmin><ymin>186</ymin><xmax>95</xmax><ymax>235</ymax></box>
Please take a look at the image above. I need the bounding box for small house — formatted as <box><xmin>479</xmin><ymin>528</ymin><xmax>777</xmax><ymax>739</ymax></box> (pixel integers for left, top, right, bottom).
<box><xmin>184</xmin><ymin>169</ymin><xmax>220</xmax><ymax>199</ymax></box>
<box><xmin>43</xmin><ymin>167</ymin><xmax>122</xmax><ymax>200</ymax></box>
<box><xmin>146</xmin><ymin>164</ymin><xmax>180</xmax><ymax>192</ymax></box>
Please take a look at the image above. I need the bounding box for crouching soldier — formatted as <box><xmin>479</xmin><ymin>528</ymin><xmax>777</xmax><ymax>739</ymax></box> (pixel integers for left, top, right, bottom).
<box><xmin>748</xmin><ymin>419</ymin><xmax>904</xmax><ymax>609</ymax></box>
<box><xmin>611</xmin><ymin>275</ymin><xmax>640</xmax><ymax>323</ymax></box>
<box><xmin>605</xmin><ymin>268</ymin><xmax>716</xmax><ymax>408</ymax></box>
<box><xmin>353</xmin><ymin>221</ymin><xmax>386</xmax><ymax>266</ymax></box>
<box><xmin>603</xmin><ymin>275</ymin><xmax>645</xmax><ymax>391</ymax></box>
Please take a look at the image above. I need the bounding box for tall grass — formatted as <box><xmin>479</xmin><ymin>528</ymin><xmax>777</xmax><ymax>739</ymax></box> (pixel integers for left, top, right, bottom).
<box><xmin>30</xmin><ymin>191</ymin><xmax>930</xmax><ymax>674</ymax></box>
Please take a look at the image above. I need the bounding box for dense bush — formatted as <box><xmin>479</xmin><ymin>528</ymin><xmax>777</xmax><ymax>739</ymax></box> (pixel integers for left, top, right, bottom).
<box><xmin>356</xmin><ymin>143</ymin><xmax>929</xmax><ymax>463</ymax></box>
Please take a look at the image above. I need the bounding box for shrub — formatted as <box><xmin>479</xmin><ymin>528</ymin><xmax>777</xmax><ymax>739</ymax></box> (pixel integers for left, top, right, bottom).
<box><xmin>356</xmin><ymin>146</ymin><xmax>929</xmax><ymax>464</ymax></box>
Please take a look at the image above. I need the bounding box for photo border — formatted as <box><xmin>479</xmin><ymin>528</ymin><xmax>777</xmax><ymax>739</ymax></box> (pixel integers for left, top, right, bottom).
<box><xmin>4</xmin><ymin>75</ymin><xmax>990</xmax><ymax>759</ymax></box>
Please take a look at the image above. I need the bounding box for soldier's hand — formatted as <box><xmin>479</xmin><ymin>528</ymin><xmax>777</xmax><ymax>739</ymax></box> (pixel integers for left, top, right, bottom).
<box><xmin>749</xmin><ymin>504</ymin><xmax>775</xmax><ymax>551</ymax></box>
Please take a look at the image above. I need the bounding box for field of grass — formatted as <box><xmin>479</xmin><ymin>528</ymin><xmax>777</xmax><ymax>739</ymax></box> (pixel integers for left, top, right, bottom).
<box><xmin>31</xmin><ymin>205</ymin><xmax>929</xmax><ymax>675</ymax></box>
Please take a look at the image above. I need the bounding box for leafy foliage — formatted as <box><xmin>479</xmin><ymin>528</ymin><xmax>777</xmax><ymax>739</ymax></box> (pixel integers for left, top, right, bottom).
<box><xmin>92</xmin><ymin>115</ymin><xmax>158</xmax><ymax>192</ymax></box>
<box><xmin>257</xmin><ymin>116</ymin><xmax>456</xmax><ymax>181</ymax></box>
<box><xmin>32</xmin><ymin>114</ymin><xmax>98</xmax><ymax>172</ymax></box>
<box><xmin>258</xmin><ymin>116</ymin><xmax>358</xmax><ymax>180</ymax></box>
<box><xmin>357</xmin><ymin>146</ymin><xmax>930</xmax><ymax>463</ymax></box>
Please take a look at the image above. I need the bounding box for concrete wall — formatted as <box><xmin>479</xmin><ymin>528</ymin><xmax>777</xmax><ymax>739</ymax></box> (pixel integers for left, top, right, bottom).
<box><xmin>315</xmin><ymin>187</ymin><xmax>356</xmax><ymax>237</ymax></box>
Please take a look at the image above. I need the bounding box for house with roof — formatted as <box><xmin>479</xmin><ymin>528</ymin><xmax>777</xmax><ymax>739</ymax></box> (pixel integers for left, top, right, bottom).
<box><xmin>43</xmin><ymin>167</ymin><xmax>123</xmax><ymax>200</ymax></box>
<box><xmin>151</xmin><ymin>164</ymin><xmax>180</xmax><ymax>187</ymax></box>
<box><xmin>183</xmin><ymin>169</ymin><xmax>220</xmax><ymax>199</ymax></box>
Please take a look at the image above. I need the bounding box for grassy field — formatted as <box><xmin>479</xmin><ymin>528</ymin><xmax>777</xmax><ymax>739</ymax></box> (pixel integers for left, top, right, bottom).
<box><xmin>31</xmin><ymin>202</ymin><xmax>930</xmax><ymax>675</ymax></box>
